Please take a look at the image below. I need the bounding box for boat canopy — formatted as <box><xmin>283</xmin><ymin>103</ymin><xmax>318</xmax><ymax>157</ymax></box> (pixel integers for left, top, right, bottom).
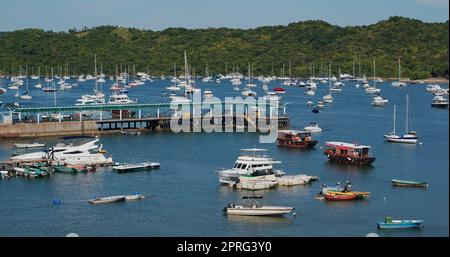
<box><xmin>325</xmin><ymin>141</ymin><xmax>371</xmax><ymax>149</ymax></box>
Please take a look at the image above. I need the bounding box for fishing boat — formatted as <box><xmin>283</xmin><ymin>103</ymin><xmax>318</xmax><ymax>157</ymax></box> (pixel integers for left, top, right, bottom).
<box><xmin>391</xmin><ymin>179</ymin><xmax>428</xmax><ymax>188</ymax></box>
<box><xmin>89</xmin><ymin>195</ymin><xmax>126</xmax><ymax>204</ymax></box>
<box><xmin>384</xmin><ymin>95</ymin><xmax>418</xmax><ymax>144</ymax></box>
<box><xmin>324</xmin><ymin>142</ymin><xmax>376</xmax><ymax>166</ymax></box>
<box><xmin>223</xmin><ymin>196</ymin><xmax>294</xmax><ymax>217</ymax></box>
<box><xmin>303</xmin><ymin>122</ymin><xmax>322</xmax><ymax>133</ymax></box>
<box><xmin>14</xmin><ymin>142</ymin><xmax>45</xmax><ymax>148</ymax></box>
<box><xmin>277</xmin><ymin>130</ymin><xmax>317</xmax><ymax>149</ymax></box>
<box><xmin>377</xmin><ymin>217</ymin><xmax>424</xmax><ymax>229</ymax></box>
<box><xmin>113</xmin><ymin>162</ymin><xmax>160</xmax><ymax>173</ymax></box>
<box><xmin>324</xmin><ymin>191</ymin><xmax>359</xmax><ymax>201</ymax></box>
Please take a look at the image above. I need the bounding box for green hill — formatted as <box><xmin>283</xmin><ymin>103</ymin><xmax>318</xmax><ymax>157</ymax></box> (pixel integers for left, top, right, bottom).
<box><xmin>0</xmin><ymin>16</ymin><xmax>448</xmax><ymax>79</ymax></box>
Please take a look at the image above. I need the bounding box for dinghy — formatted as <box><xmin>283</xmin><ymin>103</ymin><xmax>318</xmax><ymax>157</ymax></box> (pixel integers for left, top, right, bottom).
<box><xmin>391</xmin><ymin>179</ymin><xmax>428</xmax><ymax>188</ymax></box>
<box><xmin>88</xmin><ymin>195</ymin><xmax>126</xmax><ymax>204</ymax></box>
<box><xmin>377</xmin><ymin>217</ymin><xmax>423</xmax><ymax>229</ymax></box>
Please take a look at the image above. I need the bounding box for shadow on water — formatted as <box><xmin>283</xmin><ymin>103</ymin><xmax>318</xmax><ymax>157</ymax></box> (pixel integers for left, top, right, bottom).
<box><xmin>225</xmin><ymin>215</ymin><xmax>295</xmax><ymax>224</ymax></box>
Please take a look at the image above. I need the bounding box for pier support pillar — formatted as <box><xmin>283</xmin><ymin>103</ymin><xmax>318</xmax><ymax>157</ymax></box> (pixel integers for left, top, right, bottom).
<box><xmin>157</xmin><ymin>109</ymin><xmax>160</xmax><ymax>118</ymax></box>
<box><xmin>138</xmin><ymin>110</ymin><xmax>141</xmax><ymax>119</ymax></box>
<box><xmin>80</xmin><ymin>112</ymin><xmax>82</xmax><ymax>122</ymax></box>
<box><xmin>100</xmin><ymin>111</ymin><xmax>103</xmax><ymax>121</ymax></box>
<box><xmin>18</xmin><ymin>113</ymin><xmax>22</xmax><ymax>122</ymax></box>
<box><xmin>37</xmin><ymin>113</ymin><xmax>40</xmax><ymax>124</ymax></box>
<box><xmin>120</xmin><ymin>110</ymin><xmax>122</xmax><ymax>120</ymax></box>
<box><xmin>58</xmin><ymin>113</ymin><xmax>62</xmax><ymax>123</ymax></box>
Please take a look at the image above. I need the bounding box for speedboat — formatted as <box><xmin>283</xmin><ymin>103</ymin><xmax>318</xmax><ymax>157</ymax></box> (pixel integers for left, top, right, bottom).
<box><xmin>303</xmin><ymin>122</ymin><xmax>322</xmax><ymax>133</ymax></box>
<box><xmin>371</xmin><ymin>96</ymin><xmax>388</xmax><ymax>106</ymax></box>
<box><xmin>113</xmin><ymin>162</ymin><xmax>160</xmax><ymax>173</ymax></box>
<box><xmin>223</xmin><ymin>196</ymin><xmax>294</xmax><ymax>217</ymax></box>
<box><xmin>365</xmin><ymin>86</ymin><xmax>381</xmax><ymax>94</ymax></box>
<box><xmin>10</xmin><ymin>139</ymin><xmax>112</xmax><ymax>165</ymax></box>
<box><xmin>89</xmin><ymin>195</ymin><xmax>126</xmax><ymax>204</ymax></box>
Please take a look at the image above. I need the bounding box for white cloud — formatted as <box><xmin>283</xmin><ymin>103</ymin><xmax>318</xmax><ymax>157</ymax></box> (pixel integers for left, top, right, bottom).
<box><xmin>416</xmin><ymin>0</ymin><xmax>449</xmax><ymax>7</ymax></box>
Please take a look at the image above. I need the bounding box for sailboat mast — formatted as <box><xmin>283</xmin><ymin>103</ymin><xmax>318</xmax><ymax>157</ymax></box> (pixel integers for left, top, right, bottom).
<box><xmin>393</xmin><ymin>105</ymin><xmax>396</xmax><ymax>135</ymax></box>
<box><xmin>399</xmin><ymin>58</ymin><xmax>401</xmax><ymax>81</ymax></box>
<box><xmin>406</xmin><ymin>94</ymin><xmax>409</xmax><ymax>133</ymax></box>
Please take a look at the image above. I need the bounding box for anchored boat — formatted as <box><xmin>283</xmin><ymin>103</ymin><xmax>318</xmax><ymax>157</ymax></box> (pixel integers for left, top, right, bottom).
<box><xmin>391</xmin><ymin>179</ymin><xmax>428</xmax><ymax>188</ymax></box>
<box><xmin>113</xmin><ymin>162</ymin><xmax>160</xmax><ymax>173</ymax></box>
<box><xmin>324</xmin><ymin>142</ymin><xmax>375</xmax><ymax>166</ymax></box>
<box><xmin>277</xmin><ymin>130</ymin><xmax>317</xmax><ymax>149</ymax></box>
<box><xmin>377</xmin><ymin>217</ymin><xmax>424</xmax><ymax>229</ymax></box>
<box><xmin>223</xmin><ymin>196</ymin><xmax>294</xmax><ymax>217</ymax></box>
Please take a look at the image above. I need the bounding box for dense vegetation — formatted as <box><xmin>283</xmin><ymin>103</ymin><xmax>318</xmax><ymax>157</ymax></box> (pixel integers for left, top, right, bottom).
<box><xmin>0</xmin><ymin>16</ymin><xmax>448</xmax><ymax>79</ymax></box>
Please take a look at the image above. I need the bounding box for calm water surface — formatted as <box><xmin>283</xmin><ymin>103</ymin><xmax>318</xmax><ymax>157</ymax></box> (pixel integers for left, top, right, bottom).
<box><xmin>0</xmin><ymin>78</ymin><xmax>448</xmax><ymax>236</ymax></box>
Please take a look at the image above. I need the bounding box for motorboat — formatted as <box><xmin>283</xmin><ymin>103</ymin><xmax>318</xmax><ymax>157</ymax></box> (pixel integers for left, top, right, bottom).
<box><xmin>371</xmin><ymin>96</ymin><xmax>388</xmax><ymax>106</ymax></box>
<box><xmin>216</xmin><ymin>148</ymin><xmax>282</xmax><ymax>185</ymax></box>
<box><xmin>113</xmin><ymin>162</ymin><xmax>160</xmax><ymax>173</ymax></box>
<box><xmin>303</xmin><ymin>122</ymin><xmax>322</xmax><ymax>133</ymax></box>
<box><xmin>426</xmin><ymin>84</ymin><xmax>442</xmax><ymax>93</ymax></box>
<box><xmin>304</xmin><ymin>89</ymin><xmax>315</xmax><ymax>96</ymax></box>
<box><xmin>108</xmin><ymin>93</ymin><xmax>136</xmax><ymax>104</ymax></box>
<box><xmin>204</xmin><ymin>89</ymin><xmax>213</xmax><ymax>98</ymax></box>
<box><xmin>223</xmin><ymin>196</ymin><xmax>294</xmax><ymax>217</ymax></box>
<box><xmin>365</xmin><ymin>86</ymin><xmax>381</xmax><ymax>94</ymax></box>
<box><xmin>431</xmin><ymin>95</ymin><xmax>449</xmax><ymax>108</ymax></box>
<box><xmin>323</xmin><ymin>94</ymin><xmax>333</xmax><ymax>103</ymax></box>
<box><xmin>317</xmin><ymin>102</ymin><xmax>325</xmax><ymax>109</ymax></box>
<box><xmin>273</xmin><ymin>87</ymin><xmax>286</xmax><ymax>94</ymax></box>
<box><xmin>89</xmin><ymin>195</ymin><xmax>126</xmax><ymax>204</ymax></box>
<box><xmin>306</xmin><ymin>101</ymin><xmax>313</xmax><ymax>106</ymax></box>
<box><xmin>377</xmin><ymin>217</ymin><xmax>423</xmax><ymax>229</ymax></box>
<box><xmin>10</xmin><ymin>139</ymin><xmax>112</xmax><ymax>165</ymax></box>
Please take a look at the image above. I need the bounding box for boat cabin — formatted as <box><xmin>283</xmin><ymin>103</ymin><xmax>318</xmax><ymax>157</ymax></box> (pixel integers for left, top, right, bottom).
<box><xmin>324</xmin><ymin>141</ymin><xmax>375</xmax><ymax>165</ymax></box>
<box><xmin>277</xmin><ymin>130</ymin><xmax>317</xmax><ymax>148</ymax></box>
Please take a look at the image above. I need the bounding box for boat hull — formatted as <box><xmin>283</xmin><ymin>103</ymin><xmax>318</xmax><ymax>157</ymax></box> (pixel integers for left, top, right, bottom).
<box><xmin>326</xmin><ymin>155</ymin><xmax>375</xmax><ymax>166</ymax></box>
<box><xmin>377</xmin><ymin>220</ymin><xmax>423</xmax><ymax>229</ymax></box>
<box><xmin>277</xmin><ymin>140</ymin><xmax>317</xmax><ymax>149</ymax></box>
<box><xmin>225</xmin><ymin>206</ymin><xmax>293</xmax><ymax>216</ymax></box>
<box><xmin>391</xmin><ymin>179</ymin><xmax>428</xmax><ymax>188</ymax></box>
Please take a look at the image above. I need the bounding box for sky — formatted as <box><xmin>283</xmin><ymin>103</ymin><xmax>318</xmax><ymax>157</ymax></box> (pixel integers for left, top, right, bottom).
<box><xmin>0</xmin><ymin>0</ymin><xmax>448</xmax><ymax>31</ymax></box>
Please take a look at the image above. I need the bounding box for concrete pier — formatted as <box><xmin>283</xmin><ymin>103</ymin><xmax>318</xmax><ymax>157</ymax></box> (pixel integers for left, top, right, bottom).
<box><xmin>0</xmin><ymin>115</ymin><xmax>290</xmax><ymax>138</ymax></box>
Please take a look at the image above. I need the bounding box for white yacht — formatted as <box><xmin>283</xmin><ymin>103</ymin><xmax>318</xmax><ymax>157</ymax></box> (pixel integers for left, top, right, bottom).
<box><xmin>10</xmin><ymin>139</ymin><xmax>112</xmax><ymax>165</ymax></box>
<box><xmin>323</xmin><ymin>94</ymin><xmax>333</xmax><ymax>103</ymax></box>
<box><xmin>431</xmin><ymin>95</ymin><xmax>449</xmax><ymax>108</ymax></box>
<box><xmin>108</xmin><ymin>93</ymin><xmax>135</xmax><ymax>104</ymax></box>
<box><xmin>426</xmin><ymin>84</ymin><xmax>442</xmax><ymax>93</ymax></box>
<box><xmin>216</xmin><ymin>149</ymin><xmax>283</xmax><ymax>185</ymax></box>
<box><xmin>303</xmin><ymin>122</ymin><xmax>322</xmax><ymax>133</ymax></box>
<box><xmin>372</xmin><ymin>96</ymin><xmax>388</xmax><ymax>106</ymax></box>
<box><xmin>365</xmin><ymin>86</ymin><xmax>381</xmax><ymax>94</ymax></box>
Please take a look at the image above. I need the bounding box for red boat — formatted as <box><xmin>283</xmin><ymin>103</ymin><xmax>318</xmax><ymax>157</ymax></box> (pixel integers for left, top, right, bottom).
<box><xmin>324</xmin><ymin>141</ymin><xmax>375</xmax><ymax>166</ymax></box>
<box><xmin>277</xmin><ymin>130</ymin><xmax>317</xmax><ymax>149</ymax></box>
<box><xmin>273</xmin><ymin>87</ymin><xmax>286</xmax><ymax>94</ymax></box>
<box><xmin>324</xmin><ymin>192</ymin><xmax>359</xmax><ymax>201</ymax></box>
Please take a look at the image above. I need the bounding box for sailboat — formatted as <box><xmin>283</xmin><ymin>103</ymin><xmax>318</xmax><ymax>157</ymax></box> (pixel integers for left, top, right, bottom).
<box><xmin>392</xmin><ymin>58</ymin><xmax>407</xmax><ymax>87</ymax></box>
<box><xmin>323</xmin><ymin>63</ymin><xmax>333</xmax><ymax>103</ymax></box>
<box><xmin>20</xmin><ymin>66</ymin><xmax>32</xmax><ymax>100</ymax></box>
<box><xmin>384</xmin><ymin>95</ymin><xmax>418</xmax><ymax>144</ymax></box>
<box><xmin>34</xmin><ymin>67</ymin><xmax>43</xmax><ymax>89</ymax></box>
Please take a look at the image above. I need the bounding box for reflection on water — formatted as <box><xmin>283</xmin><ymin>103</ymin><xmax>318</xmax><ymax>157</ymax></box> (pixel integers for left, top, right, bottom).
<box><xmin>225</xmin><ymin>214</ymin><xmax>295</xmax><ymax>225</ymax></box>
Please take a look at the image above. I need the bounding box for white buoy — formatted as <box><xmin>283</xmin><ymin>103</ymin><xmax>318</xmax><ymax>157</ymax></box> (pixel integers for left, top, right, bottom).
<box><xmin>66</xmin><ymin>233</ymin><xmax>79</xmax><ymax>237</ymax></box>
<box><xmin>366</xmin><ymin>233</ymin><xmax>379</xmax><ymax>237</ymax></box>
